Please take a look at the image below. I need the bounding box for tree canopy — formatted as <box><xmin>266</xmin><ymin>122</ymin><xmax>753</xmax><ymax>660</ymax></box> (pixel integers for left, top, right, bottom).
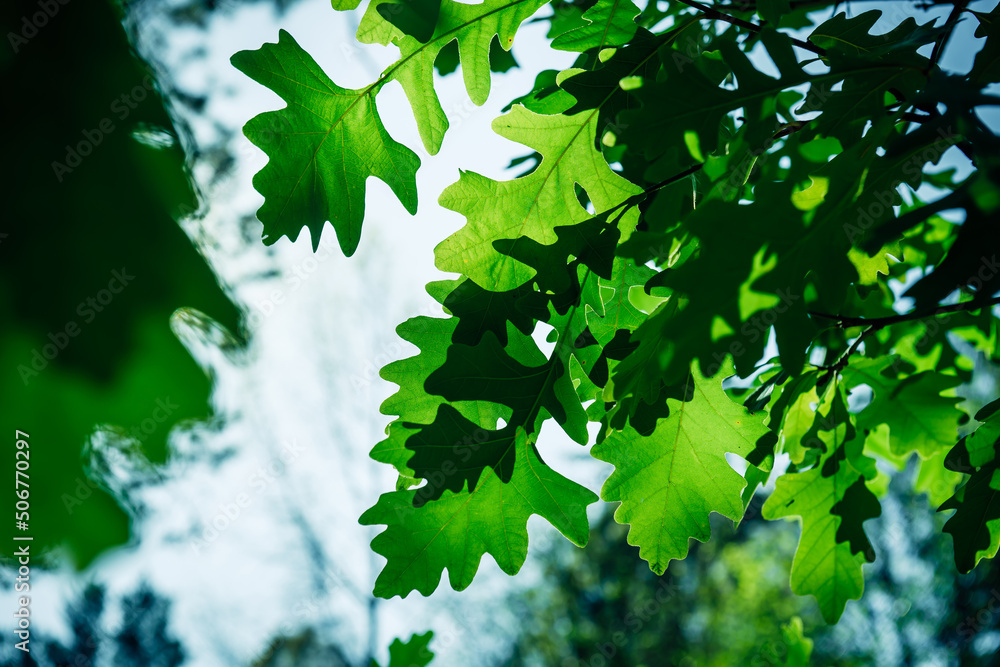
<box><xmin>234</xmin><ymin>0</ymin><xmax>1000</xmax><ymax>624</ymax></box>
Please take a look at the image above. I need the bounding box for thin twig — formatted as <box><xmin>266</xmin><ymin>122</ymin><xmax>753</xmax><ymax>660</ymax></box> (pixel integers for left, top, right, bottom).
<box><xmin>674</xmin><ymin>0</ymin><xmax>827</xmax><ymax>55</ymax></box>
<box><xmin>816</xmin><ymin>324</ymin><xmax>881</xmax><ymax>373</ymax></box>
<box><xmin>721</xmin><ymin>0</ymin><xmax>947</xmax><ymax>7</ymax></box>
<box><xmin>811</xmin><ymin>293</ymin><xmax>1000</xmax><ymax>375</ymax></box>
<box><xmin>809</xmin><ymin>295</ymin><xmax>1000</xmax><ymax>328</ymax></box>
<box><xmin>644</xmin><ymin>163</ymin><xmax>705</xmax><ymax>195</ymax></box>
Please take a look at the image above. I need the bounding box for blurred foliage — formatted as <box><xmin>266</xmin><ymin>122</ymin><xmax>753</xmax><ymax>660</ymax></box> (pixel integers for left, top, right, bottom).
<box><xmin>249</xmin><ymin>629</ymin><xmax>434</xmax><ymax>667</ymax></box>
<box><xmin>252</xmin><ymin>629</ymin><xmax>354</xmax><ymax>667</ymax></box>
<box><xmin>0</xmin><ymin>581</ymin><xmax>185</xmax><ymax>667</ymax></box>
<box><xmin>0</xmin><ymin>0</ymin><xmax>242</xmax><ymax>566</ymax></box>
<box><xmin>506</xmin><ymin>468</ymin><xmax>1000</xmax><ymax>667</ymax></box>
<box><xmin>506</xmin><ymin>509</ymin><xmax>815</xmax><ymax>667</ymax></box>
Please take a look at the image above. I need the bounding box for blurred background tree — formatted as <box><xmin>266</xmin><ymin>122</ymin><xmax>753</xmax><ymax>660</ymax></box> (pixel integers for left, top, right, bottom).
<box><xmin>504</xmin><ymin>470</ymin><xmax>1000</xmax><ymax>666</ymax></box>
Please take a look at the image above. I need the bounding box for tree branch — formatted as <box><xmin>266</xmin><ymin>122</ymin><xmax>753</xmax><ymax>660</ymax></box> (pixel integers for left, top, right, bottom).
<box><xmin>673</xmin><ymin>0</ymin><xmax>827</xmax><ymax>56</ymax></box>
<box><xmin>721</xmin><ymin>0</ymin><xmax>950</xmax><ymax>8</ymax></box>
<box><xmin>809</xmin><ymin>295</ymin><xmax>1000</xmax><ymax>329</ymax></box>
<box><xmin>817</xmin><ymin>324</ymin><xmax>880</xmax><ymax>374</ymax></box>
<box><xmin>644</xmin><ymin>163</ymin><xmax>705</xmax><ymax>195</ymax></box>
<box><xmin>811</xmin><ymin>294</ymin><xmax>1000</xmax><ymax>376</ymax></box>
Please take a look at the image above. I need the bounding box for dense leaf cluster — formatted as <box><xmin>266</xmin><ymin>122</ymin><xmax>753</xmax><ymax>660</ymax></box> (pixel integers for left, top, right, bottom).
<box><xmin>234</xmin><ymin>0</ymin><xmax>1000</xmax><ymax>622</ymax></box>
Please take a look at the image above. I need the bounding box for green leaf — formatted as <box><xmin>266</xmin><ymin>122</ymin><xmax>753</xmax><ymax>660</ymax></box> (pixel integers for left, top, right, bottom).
<box><xmin>593</xmin><ymin>358</ymin><xmax>770</xmax><ymax>574</ymax></box>
<box><xmin>757</xmin><ymin>0</ymin><xmax>790</xmax><ymax>26</ymax></box>
<box><xmin>435</xmin><ymin>36</ymin><xmax>521</xmax><ymax>76</ymax></box>
<box><xmin>762</xmin><ymin>390</ymin><xmax>879</xmax><ymax>624</ymax></box>
<box><xmin>769</xmin><ymin>372</ymin><xmax>821</xmax><ymax>464</ymax></box>
<box><xmin>551</xmin><ymin>0</ymin><xmax>641</xmax><ymax>53</ymax></box>
<box><xmin>378</xmin><ymin>0</ymin><xmax>442</xmax><ymax>43</ymax></box>
<box><xmin>377</xmin><ymin>631</ymin><xmax>435</xmax><ymax>667</ymax></box>
<box><xmin>779</xmin><ymin>617</ymin><xmax>814</xmax><ymax>666</ymax></box>
<box><xmin>843</xmin><ymin>357</ymin><xmax>962</xmax><ymax>458</ymax></box>
<box><xmin>358</xmin><ymin>0</ymin><xmax>549</xmax><ymax>153</ymax></box>
<box><xmin>231</xmin><ymin>30</ymin><xmax>419</xmax><ymax>255</ymax></box>
<box><xmin>403</xmin><ymin>404</ymin><xmax>521</xmax><ymax>502</ymax></box>
<box><xmin>436</xmin><ymin>105</ymin><xmax>641</xmax><ymax>291</ymax></box>
<box><xmin>491</xmin><ymin>213</ymin><xmax>622</xmax><ymax>300</ymax></box>
<box><xmin>803</xmin><ymin>12</ymin><xmax>938</xmax><ymax>145</ymax></box>
<box><xmin>941</xmin><ymin>465</ymin><xmax>1000</xmax><ymax>574</ymax></box>
<box><xmin>940</xmin><ymin>413</ymin><xmax>1000</xmax><ymax>572</ymax></box>
<box><xmin>969</xmin><ymin>6</ymin><xmax>1000</xmax><ymax>84</ymax></box>
<box><xmin>764</xmin><ymin>463</ymin><xmax>871</xmax><ymax>624</ymax></box>
<box><xmin>373</xmin><ymin>315</ymin><xmax>508</xmax><ymax>478</ymax></box>
<box><xmin>621</xmin><ymin>28</ymin><xmax>808</xmax><ymax>162</ymax></box>
<box><xmin>560</xmin><ymin>25</ymin><xmax>689</xmax><ymax>138</ymax></box>
<box><xmin>808</xmin><ymin>10</ymin><xmax>941</xmax><ymax>62</ymax></box>
<box><xmin>361</xmin><ymin>428</ymin><xmax>597</xmax><ymax>598</ymax></box>
<box><xmin>578</xmin><ymin>256</ymin><xmax>659</xmax><ymax>367</ymax></box>
<box><xmin>424</xmin><ymin>329</ymin><xmax>590</xmax><ymax>444</ymax></box>
<box><xmin>616</xmin><ymin>117</ymin><xmax>949</xmax><ymax>393</ymax></box>
<box><xmin>915</xmin><ymin>449</ymin><xmax>964</xmax><ymax>507</ymax></box>
<box><xmin>426</xmin><ymin>278</ymin><xmax>546</xmax><ymax>347</ymax></box>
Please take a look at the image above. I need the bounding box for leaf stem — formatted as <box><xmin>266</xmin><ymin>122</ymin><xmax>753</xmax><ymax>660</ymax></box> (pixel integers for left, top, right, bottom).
<box><xmin>927</xmin><ymin>0</ymin><xmax>969</xmax><ymax>73</ymax></box>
